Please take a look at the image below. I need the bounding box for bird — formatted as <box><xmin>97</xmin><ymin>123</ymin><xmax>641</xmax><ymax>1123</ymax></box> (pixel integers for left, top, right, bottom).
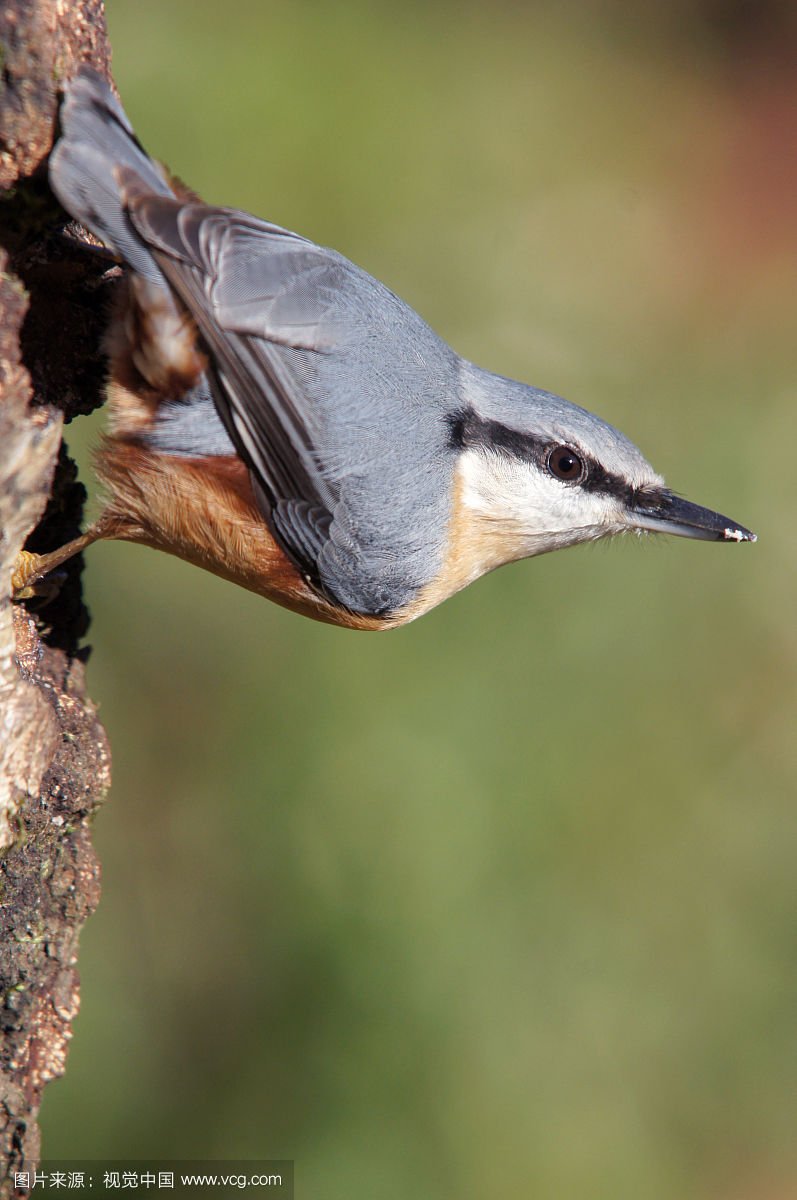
<box><xmin>13</xmin><ymin>68</ymin><xmax>755</xmax><ymax>630</ymax></box>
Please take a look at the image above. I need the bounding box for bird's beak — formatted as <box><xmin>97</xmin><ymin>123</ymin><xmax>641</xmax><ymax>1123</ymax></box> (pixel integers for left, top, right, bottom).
<box><xmin>629</xmin><ymin>492</ymin><xmax>757</xmax><ymax>543</ymax></box>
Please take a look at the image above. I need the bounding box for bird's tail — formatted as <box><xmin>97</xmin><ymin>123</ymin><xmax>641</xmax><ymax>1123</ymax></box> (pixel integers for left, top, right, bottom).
<box><xmin>49</xmin><ymin>68</ymin><xmax>174</xmax><ymax>285</ymax></box>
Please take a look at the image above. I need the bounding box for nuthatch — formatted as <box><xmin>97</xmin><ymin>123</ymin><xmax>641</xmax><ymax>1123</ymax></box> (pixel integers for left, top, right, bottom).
<box><xmin>14</xmin><ymin>69</ymin><xmax>755</xmax><ymax>629</ymax></box>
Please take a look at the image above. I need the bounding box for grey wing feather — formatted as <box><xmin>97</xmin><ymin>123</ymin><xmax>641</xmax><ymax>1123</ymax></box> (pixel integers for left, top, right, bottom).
<box><xmin>125</xmin><ymin>191</ymin><xmax>456</xmax><ymax>611</ymax></box>
<box><xmin>210</xmin><ymin>220</ymin><xmax>353</xmax><ymax>351</ymax></box>
<box><xmin>124</xmin><ymin>190</ymin><xmax>341</xmax><ymax>581</ymax></box>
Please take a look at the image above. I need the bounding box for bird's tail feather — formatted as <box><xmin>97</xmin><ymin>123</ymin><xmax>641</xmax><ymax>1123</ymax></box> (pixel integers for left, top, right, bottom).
<box><xmin>49</xmin><ymin>68</ymin><xmax>173</xmax><ymax>284</ymax></box>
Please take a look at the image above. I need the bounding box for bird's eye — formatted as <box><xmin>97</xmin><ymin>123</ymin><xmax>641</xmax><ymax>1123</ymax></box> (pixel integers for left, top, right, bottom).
<box><xmin>546</xmin><ymin>445</ymin><xmax>585</xmax><ymax>484</ymax></box>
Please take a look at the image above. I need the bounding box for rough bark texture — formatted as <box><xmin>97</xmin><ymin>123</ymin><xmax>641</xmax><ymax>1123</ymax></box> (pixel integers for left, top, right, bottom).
<box><xmin>0</xmin><ymin>0</ymin><xmax>114</xmax><ymax>1186</ymax></box>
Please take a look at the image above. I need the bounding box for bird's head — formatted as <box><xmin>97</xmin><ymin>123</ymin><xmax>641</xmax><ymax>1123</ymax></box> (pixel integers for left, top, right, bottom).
<box><xmin>449</xmin><ymin>365</ymin><xmax>755</xmax><ymax>575</ymax></box>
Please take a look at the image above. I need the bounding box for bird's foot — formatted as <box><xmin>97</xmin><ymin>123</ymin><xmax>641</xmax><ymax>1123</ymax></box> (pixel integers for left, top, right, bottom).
<box><xmin>11</xmin><ymin>522</ymin><xmax>113</xmax><ymax>602</ymax></box>
<box><xmin>11</xmin><ymin>550</ymin><xmax>64</xmax><ymax>602</ymax></box>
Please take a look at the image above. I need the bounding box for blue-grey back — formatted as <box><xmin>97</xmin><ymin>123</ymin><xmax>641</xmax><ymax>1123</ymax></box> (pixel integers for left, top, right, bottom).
<box><xmin>265</xmin><ymin>268</ymin><xmax>461</xmax><ymax>612</ymax></box>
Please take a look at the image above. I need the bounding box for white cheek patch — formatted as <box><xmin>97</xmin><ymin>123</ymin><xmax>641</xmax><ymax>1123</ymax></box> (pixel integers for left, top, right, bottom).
<box><xmin>457</xmin><ymin>448</ymin><xmax>626</xmax><ymax>554</ymax></box>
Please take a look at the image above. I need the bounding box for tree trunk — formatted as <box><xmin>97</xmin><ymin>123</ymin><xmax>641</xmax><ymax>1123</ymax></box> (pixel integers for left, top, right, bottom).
<box><xmin>0</xmin><ymin>0</ymin><xmax>114</xmax><ymax>1184</ymax></box>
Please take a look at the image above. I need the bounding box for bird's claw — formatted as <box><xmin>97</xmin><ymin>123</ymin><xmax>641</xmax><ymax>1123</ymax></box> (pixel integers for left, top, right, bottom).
<box><xmin>11</xmin><ymin>551</ymin><xmax>65</xmax><ymax>604</ymax></box>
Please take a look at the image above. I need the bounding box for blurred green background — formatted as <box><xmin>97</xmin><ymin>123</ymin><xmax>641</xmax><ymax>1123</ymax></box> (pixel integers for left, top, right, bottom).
<box><xmin>41</xmin><ymin>2</ymin><xmax>796</xmax><ymax>1197</ymax></box>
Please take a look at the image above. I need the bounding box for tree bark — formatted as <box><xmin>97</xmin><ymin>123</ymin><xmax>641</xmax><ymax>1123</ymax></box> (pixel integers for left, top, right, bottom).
<box><xmin>0</xmin><ymin>0</ymin><xmax>114</xmax><ymax>1185</ymax></box>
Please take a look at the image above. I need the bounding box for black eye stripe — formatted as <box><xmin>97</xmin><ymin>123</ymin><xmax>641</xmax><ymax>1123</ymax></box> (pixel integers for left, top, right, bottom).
<box><xmin>446</xmin><ymin>407</ymin><xmax>644</xmax><ymax>503</ymax></box>
<box><xmin>447</xmin><ymin>409</ymin><xmax>546</xmax><ymax>466</ymax></box>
